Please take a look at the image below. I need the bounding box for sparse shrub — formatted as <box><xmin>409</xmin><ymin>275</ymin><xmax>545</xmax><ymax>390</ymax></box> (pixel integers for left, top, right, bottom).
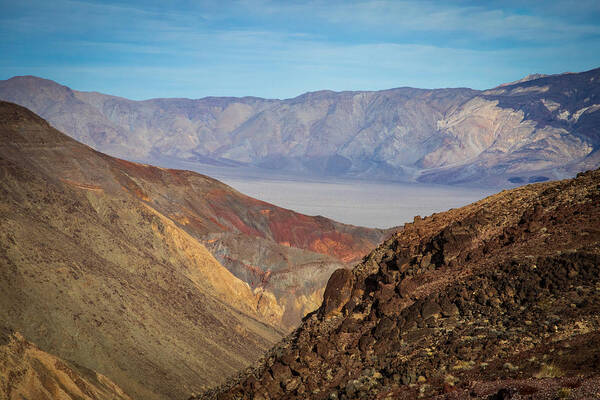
<box><xmin>556</xmin><ymin>387</ymin><xmax>571</xmax><ymax>399</ymax></box>
<box><xmin>534</xmin><ymin>363</ymin><xmax>563</xmax><ymax>378</ymax></box>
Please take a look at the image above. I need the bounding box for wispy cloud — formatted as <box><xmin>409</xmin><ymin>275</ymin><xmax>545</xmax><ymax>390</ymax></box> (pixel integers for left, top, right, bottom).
<box><xmin>0</xmin><ymin>0</ymin><xmax>599</xmax><ymax>98</ymax></box>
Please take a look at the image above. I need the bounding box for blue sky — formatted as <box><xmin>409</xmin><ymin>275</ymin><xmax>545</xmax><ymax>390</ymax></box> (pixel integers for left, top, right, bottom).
<box><xmin>1</xmin><ymin>0</ymin><xmax>599</xmax><ymax>99</ymax></box>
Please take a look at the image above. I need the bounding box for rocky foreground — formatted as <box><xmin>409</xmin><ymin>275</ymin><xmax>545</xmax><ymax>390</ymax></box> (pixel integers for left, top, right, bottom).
<box><xmin>197</xmin><ymin>168</ymin><xmax>600</xmax><ymax>399</ymax></box>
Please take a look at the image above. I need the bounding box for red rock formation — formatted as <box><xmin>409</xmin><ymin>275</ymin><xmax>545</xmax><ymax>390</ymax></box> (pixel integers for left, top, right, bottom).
<box><xmin>101</xmin><ymin>149</ymin><xmax>389</xmax><ymax>329</ymax></box>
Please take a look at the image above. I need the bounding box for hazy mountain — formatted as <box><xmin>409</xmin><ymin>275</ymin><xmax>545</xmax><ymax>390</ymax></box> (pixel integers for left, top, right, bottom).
<box><xmin>199</xmin><ymin>168</ymin><xmax>600</xmax><ymax>399</ymax></box>
<box><xmin>1</xmin><ymin>68</ymin><xmax>599</xmax><ymax>185</ymax></box>
<box><xmin>0</xmin><ymin>101</ymin><xmax>385</xmax><ymax>399</ymax></box>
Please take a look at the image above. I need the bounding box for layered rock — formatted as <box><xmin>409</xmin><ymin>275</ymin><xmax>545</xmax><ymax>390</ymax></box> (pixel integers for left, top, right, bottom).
<box><xmin>101</xmin><ymin>156</ymin><xmax>388</xmax><ymax>329</ymax></box>
<box><xmin>198</xmin><ymin>168</ymin><xmax>600</xmax><ymax>399</ymax></box>
<box><xmin>0</xmin><ymin>101</ymin><xmax>385</xmax><ymax>399</ymax></box>
<box><xmin>1</xmin><ymin>68</ymin><xmax>599</xmax><ymax>185</ymax></box>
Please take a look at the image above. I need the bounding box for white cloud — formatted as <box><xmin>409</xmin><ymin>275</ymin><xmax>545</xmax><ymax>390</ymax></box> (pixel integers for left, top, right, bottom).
<box><xmin>1</xmin><ymin>0</ymin><xmax>598</xmax><ymax>99</ymax></box>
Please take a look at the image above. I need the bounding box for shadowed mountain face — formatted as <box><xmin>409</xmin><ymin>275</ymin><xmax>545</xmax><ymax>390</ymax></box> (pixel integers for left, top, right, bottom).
<box><xmin>199</xmin><ymin>168</ymin><xmax>600</xmax><ymax>400</ymax></box>
<box><xmin>0</xmin><ymin>102</ymin><xmax>385</xmax><ymax>399</ymax></box>
<box><xmin>1</xmin><ymin>68</ymin><xmax>599</xmax><ymax>185</ymax></box>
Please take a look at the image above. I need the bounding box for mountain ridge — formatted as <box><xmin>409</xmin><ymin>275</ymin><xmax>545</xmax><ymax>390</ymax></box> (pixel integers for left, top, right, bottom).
<box><xmin>0</xmin><ymin>100</ymin><xmax>385</xmax><ymax>399</ymax></box>
<box><xmin>0</xmin><ymin>327</ymin><xmax>133</xmax><ymax>400</ymax></box>
<box><xmin>197</xmin><ymin>167</ymin><xmax>600</xmax><ymax>399</ymax></box>
<box><xmin>2</xmin><ymin>67</ymin><xmax>599</xmax><ymax>186</ymax></box>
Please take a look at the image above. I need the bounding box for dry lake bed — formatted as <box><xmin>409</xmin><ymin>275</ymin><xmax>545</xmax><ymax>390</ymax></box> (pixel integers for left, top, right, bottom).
<box><xmin>220</xmin><ymin>176</ymin><xmax>497</xmax><ymax>229</ymax></box>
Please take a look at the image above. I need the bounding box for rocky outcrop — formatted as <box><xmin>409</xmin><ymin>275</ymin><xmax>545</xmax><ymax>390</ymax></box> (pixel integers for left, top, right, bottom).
<box><xmin>320</xmin><ymin>269</ymin><xmax>355</xmax><ymax>318</ymax></box>
<box><xmin>197</xmin><ymin>168</ymin><xmax>600</xmax><ymax>399</ymax></box>
<box><xmin>1</xmin><ymin>68</ymin><xmax>599</xmax><ymax>185</ymax></box>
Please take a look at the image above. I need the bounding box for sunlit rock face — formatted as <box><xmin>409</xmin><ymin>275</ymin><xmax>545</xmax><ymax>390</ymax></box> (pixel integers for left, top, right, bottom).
<box><xmin>0</xmin><ymin>329</ymin><xmax>133</xmax><ymax>400</ymax></box>
<box><xmin>2</xmin><ymin>67</ymin><xmax>599</xmax><ymax>186</ymax></box>
<box><xmin>0</xmin><ymin>101</ymin><xmax>386</xmax><ymax>400</ymax></box>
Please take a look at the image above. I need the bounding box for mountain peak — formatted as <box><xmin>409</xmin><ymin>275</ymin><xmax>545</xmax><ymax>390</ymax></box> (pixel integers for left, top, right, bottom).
<box><xmin>3</xmin><ymin>75</ymin><xmax>66</xmax><ymax>89</ymax></box>
<box><xmin>497</xmin><ymin>73</ymin><xmax>550</xmax><ymax>87</ymax></box>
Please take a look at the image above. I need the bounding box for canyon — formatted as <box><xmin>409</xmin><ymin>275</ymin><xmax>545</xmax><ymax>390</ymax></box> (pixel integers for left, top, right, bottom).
<box><xmin>0</xmin><ymin>101</ymin><xmax>385</xmax><ymax>399</ymax></box>
<box><xmin>1</xmin><ymin>67</ymin><xmax>600</xmax><ymax>400</ymax></box>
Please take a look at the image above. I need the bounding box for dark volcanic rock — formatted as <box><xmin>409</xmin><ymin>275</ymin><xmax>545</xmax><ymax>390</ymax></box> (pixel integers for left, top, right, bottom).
<box><xmin>321</xmin><ymin>269</ymin><xmax>355</xmax><ymax>317</ymax></box>
<box><xmin>196</xmin><ymin>168</ymin><xmax>600</xmax><ymax>400</ymax></box>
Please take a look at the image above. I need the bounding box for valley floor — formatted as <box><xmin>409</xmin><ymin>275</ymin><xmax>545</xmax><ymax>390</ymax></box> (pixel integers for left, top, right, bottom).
<box><xmin>219</xmin><ymin>177</ymin><xmax>497</xmax><ymax>229</ymax></box>
<box><xmin>151</xmin><ymin>157</ymin><xmax>499</xmax><ymax>229</ymax></box>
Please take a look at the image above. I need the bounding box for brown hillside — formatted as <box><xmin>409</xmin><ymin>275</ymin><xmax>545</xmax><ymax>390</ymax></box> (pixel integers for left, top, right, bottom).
<box><xmin>0</xmin><ymin>98</ymin><xmax>388</xmax><ymax>332</ymax></box>
<box><xmin>0</xmin><ymin>100</ymin><xmax>385</xmax><ymax>399</ymax></box>
<box><xmin>201</xmin><ymin>168</ymin><xmax>600</xmax><ymax>399</ymax></box>
<box><xmin>0</xmin><ymin>101</ymin><xmax>285</xmax><ymax>399</ymax></box>
<box><xmin>0</xmin><ymin>327</ymin><xmax>132</xmax><ymax>400</ymax></box>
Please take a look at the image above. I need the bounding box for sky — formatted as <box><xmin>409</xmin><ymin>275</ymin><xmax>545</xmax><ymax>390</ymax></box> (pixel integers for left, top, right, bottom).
<box><xmin>1</xmin><ymin>0</ymin><xmax>599</xmax><ymax>100</ymax></box>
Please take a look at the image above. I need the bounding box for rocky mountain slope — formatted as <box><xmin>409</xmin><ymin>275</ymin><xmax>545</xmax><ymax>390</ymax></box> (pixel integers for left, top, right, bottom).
<box><xmin>0</xmin><ymin>101</ymin><xmax>384</xmax><ymax>399</ymax></box>
<box><xmin>0</xmin><ymin>327</ymin><xmax>131</xmax><ymax>400</ymax></box>
<box><xmin>0</xmin><ymin>101</ymin><xmax>283</xmax><ymax>400</ymax></box>
<box><xmin>198</xmin><ymin>168</ymin><xmax>600</xmax><ymax>399</ymax></box>
<box><xmin>1</xmin><ymin>67</ymin><xmax>599</xmax><ymax>185</ymax></box>
<box><xmin>110</xmin><ymin>159</ymin><xmax>387</xmax><ymax>329</ymax></box>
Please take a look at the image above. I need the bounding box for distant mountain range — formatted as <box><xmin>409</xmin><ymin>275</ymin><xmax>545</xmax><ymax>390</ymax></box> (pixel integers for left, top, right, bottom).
<box><xmin>1</xmin><ymin>67</ymin><xmax>599</xmax><ymax>185</ymax></box>
<box><xmin>0</xmin><ymin>101</ymin><xmax>386</xmax><ymax>399</ymax></box>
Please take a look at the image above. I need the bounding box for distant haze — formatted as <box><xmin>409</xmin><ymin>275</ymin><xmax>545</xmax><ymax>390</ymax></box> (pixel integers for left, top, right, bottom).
<box><xmin>2</xmin><ymin>70</ymin><xmax>599</xmax><ymax>188</ymax></box>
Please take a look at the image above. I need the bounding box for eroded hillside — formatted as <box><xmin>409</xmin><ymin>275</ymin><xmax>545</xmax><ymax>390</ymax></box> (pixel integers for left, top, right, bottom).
<box><xmin>0</xmin><ymin>101</ymin><xmax>284</xmax><ymax>399</ymax></box>
<box><xmin>199</xmin><ymin>168</ymin><xmax>600</xmax><ymax>399</ymax></box>
<box><xmin>104</xmin><ymin>157</ymin><xmax>387</xmax><ymax>328</ymax></box>
<box><xmin>0</xmin><ymin>101</ymin><xmax>385</xmax><ymax>399</ymax></box>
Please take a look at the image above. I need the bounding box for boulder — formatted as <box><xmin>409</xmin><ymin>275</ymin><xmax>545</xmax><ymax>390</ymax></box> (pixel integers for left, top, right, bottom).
<box><xmin>321</xmin><ymin>269</ymin><xmax>355</xmax><ymax>317</ymax></box>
